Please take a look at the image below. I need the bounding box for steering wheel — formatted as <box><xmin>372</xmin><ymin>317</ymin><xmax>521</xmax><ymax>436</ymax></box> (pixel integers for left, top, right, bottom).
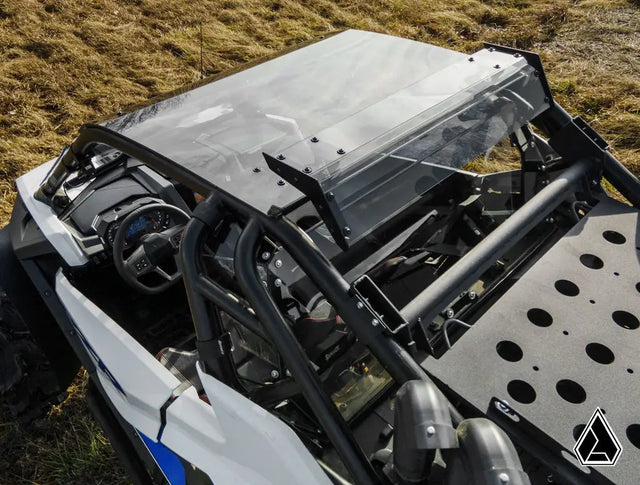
<box><xmin>112</xmin><ymin>203</ymin><xmax>190</xmax><ymax>295</ymax></box>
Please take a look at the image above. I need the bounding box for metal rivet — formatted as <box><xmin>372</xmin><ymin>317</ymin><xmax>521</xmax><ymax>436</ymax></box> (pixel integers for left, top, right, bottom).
<box><xmin>261</xmin><ymin>251</ymin><xmax>271</xmax><ymax>260</ymax></box>
<box><xmin>372</xmin><ymin>319</ymin><xmax>379</xmax><ymax>326</ymax></box>
<box><xmin>253</xmin><ymin>167</ymin><xmax>261</xmax><ymax>173</ymax></box>
<box><xmin>274</xmin><ymin>259</ymin><xmax>283</xmax><ymax>268</ymax></box>
<box><xmin>343</xmin><ymin>226</ymin><xmax>351</xmax><ymax>236</ymax></box>
<box><xmin>499</xmin><ymin>473</ymin><xmax>510</xmax><ymax>483</ymax></box>
<box><xmin>468</xmin><ymin>56</ymin><xmax>474</xmax><ymax>62</ymax></box>
<box><xmin>488</xmin><ymin>47</ymin><xmax>495</xmax><ymax>52</ymax></box>
<box><xmin>310</xmin><ymin>136</ymin><xmax>319</xmax><ymax>143</ymax></box>
<box><xmin>545</xmin><ymin>216</ymin><xmax>555</xmax><ymax>223</ymax></box>
<box><xmin>544</xmin><ymin>97</ymin><xmax>550</xmax><ymax>103</ymax></box>
<box><xmin>468</xmin><ymin>290</ymin><xmax>477</xmax><ymax>300</ymax></box>
<box><xmin>514</xmin><ymin>53</ymin><xmax>521</xmax><ymax>58</ymax></box>
<box><xmin>277</xmin><ymin>180</ymin><xmax>285</xmax><ymax>186</ymax></box>
<box><xmin>494</xmin><ymin>64</ymin><xmax>501</xmax><ymax>69</ymax></box>
<box><xmin>271</xmin><ymin>369</ymin><xmax>280</xmax><ymax>379</ymax></box>
<box><xmin>534</xmin><ymin>70</ymin><xmax>540</xmax><ymax>77</ymax></box>
<box><xmin>356</xmin><ymin>302</ymin><xmax>364</xmax><ymax>310</ymax></box>
<box><xmin>277</xmin><ymin>154</ymin><xmax>285</xmax><ymax>160</ymax></box>
<box><xmin>426</xmin><ymin>426</ymin><xmax>436</xmax><ymax>436</ymax></box>
<box><xmin>274</xmin><ymin>278</ymin><xmax>282</xmax><ymax>287</ymax></box>
<box><xmin>303</xmin><ymin>167</ymin><xmax>312</xmax><ymax>173</ymax></box>
<box><xmin>445</xmin><ymin>308</ymin><xmax>455</xmax><ymax>318</ymax></box>
<box><xmin>327</xmin><ymin>192</ymin><xmax>335</xmax><ymax>201</ymax></box>
<box><xmin>337</xmin><ymin>148</ymin><xmax>345</xmax><ymax>155</ymax></box>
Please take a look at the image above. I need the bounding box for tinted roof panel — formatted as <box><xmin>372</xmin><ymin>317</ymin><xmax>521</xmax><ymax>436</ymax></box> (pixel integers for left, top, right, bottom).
<box><xmin>104</xmin><ymin>30</ymin><xmax>467</xmax><ymax>212</ymax></box>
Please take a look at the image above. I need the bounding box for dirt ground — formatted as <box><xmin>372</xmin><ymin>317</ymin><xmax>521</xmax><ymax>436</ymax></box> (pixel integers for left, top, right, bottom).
<box><xmin>0</xmin><ymin>0</ymin><xmax>638</xmax><ymax>483</ymax></box>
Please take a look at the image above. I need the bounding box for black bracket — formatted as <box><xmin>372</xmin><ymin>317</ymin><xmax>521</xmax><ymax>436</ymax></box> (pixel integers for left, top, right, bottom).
<box><xmin>483</xmin><ymin>42</ymin><xmax>554</xmax><ymax>108</ymax></box>
<box><xmin>350</xmin><ymin>275</ymin><xmax>416</xmax><ymax>353</ymax></box>
<box><xmin>548</xmin><ymin>116</ymin><xmax>609</xmax><ymax>165</ymax></box>
<box><xmin>263</xmin><ymin>152</ymin><xmax>350</xmax><ymax>250</ymax></box>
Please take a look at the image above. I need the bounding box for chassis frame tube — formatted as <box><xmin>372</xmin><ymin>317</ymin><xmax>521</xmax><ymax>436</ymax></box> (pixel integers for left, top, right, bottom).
<box><xmin>536</xmin><ymin>104</ymin><xmax>640</xmax><ymax>208</ymax></box>
<box><xmin>262</xmin><ymin>216</ymin><xmax>463</xmax><ymax>426</ymax></box>
<box><xmin>234</xmin><ymin>218</ymin><xmax>381</xmax><ymax>485</ymax></box>
<box><xmin>400</xmin><ymin>158</ymin><xmax>592</xmax><ymax>327</ymax></box>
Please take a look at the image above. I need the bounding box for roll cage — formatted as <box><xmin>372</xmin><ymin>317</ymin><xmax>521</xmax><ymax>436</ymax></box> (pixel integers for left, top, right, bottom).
<box><xmin>31</xmin><ymin>44</ymin><xmax>640</xmax><ymax>485</ymax></box>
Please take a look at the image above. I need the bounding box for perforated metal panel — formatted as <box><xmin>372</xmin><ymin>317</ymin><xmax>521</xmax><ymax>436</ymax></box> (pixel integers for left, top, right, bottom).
<box><xmin>424</xmin><ymin>198</ymin><xmax>640</xmax><ymax>484</ymax></box>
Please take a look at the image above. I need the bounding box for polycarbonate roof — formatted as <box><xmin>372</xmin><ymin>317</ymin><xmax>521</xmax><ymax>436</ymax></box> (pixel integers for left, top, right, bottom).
<box><xmin>104</xmin><ymin>29</ymin><xmax>548</xmax><ymax>243</ymax></box>
<box><xmin>104</xmin><ymin>30</ymin><xmax>469</xmax><ymax>211</ymax></box>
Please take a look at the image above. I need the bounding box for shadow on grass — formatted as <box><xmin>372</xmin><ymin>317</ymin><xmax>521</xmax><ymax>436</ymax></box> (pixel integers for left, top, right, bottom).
<box><xmin>0</xmin><ymin>370</ymin><xmax>129</xmax><ymax>485</ymax></box>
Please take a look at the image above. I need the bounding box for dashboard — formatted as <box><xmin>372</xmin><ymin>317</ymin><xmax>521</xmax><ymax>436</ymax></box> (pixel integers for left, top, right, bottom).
<box><xmin>56</xmin><ymin>154</ymin><xmax>193</xmax><ymax>264</ymax></box>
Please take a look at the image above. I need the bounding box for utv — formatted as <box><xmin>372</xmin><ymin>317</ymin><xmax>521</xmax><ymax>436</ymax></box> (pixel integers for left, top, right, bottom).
<box><xmin>1</xmin><ymin>29</ymin><xmax>638</xmax><ymax>485</ymax></box>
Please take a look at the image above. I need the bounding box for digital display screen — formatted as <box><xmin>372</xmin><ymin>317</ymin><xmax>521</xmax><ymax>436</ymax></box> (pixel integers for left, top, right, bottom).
<box><xmin>125</xmin><ymin>215</ymin><xmax>149</xmax><ymax>241</ymax></box>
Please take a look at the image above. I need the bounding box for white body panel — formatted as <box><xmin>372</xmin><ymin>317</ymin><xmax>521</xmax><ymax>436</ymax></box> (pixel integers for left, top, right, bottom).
<box><xmin>55</xmin><ymin>271</ymin><xmax>328</xmax><ymax>484</ymax></box>
<box><xmin>161</xmin><ymin>367</ymin><xmax>331</xmax><ymax>485</ymax></box>
<box><xmin>55</xmin><ymin>271</ymin><xmax>179</xmax><ymax>438</ymax></box>
<box><xmin>16</xmin><ymin>161</ymin><xmax>89</xmax><ymax>267</ymax></box>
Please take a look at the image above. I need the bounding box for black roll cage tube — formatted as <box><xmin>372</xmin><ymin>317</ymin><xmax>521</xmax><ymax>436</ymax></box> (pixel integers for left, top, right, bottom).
<box><xmin>32</xmin><ymin>81</ymin><xmax>640</xmax><ymax>485</ymax></box>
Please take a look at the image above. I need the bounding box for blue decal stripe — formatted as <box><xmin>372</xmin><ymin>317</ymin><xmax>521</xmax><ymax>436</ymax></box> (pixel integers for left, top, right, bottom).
<box><xmin>138</xmin><ymin>431</ymin><xmax>186</xmax><ymax>485</ymax></box>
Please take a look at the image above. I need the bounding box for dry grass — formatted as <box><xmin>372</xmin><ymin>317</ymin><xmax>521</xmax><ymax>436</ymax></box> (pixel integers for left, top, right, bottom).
<box><xmin>0</xmin><ymin>0</ymin><xmax>638</xmax><ymax>483</ymax></box>
<box><xmin>0</xmin><ymin>371</ymin><xmax>129</xmax><ymax>484</ymax></box>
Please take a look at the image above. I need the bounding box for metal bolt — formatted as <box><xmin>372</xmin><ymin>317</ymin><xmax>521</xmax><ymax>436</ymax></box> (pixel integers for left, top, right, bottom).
<box><xmin>356</xmin><ymin>302</ymin><xmax>364</xmax><ymax>310</ymax></box>
<box><xmin>494</xmin><ymin>64</ymin><xmax>501</xmax><ymax>69</ymax></box>
<box><xmin>426</xmin><ymin>426</ymin><xmax>436</xmax><ymax>436</ymax></box>
<box><xmin>303</xmin><ymin>167</ymin><xmax>312</xmax><ymax>173</ymax></box>
<box><xmin>372</xmin><ymin>319</ymin><xmax>379</xmax><ymax>326</ymax></box>
<box><xmin>499</xmin><ymin>473</ymin><xmax>510</xmax><ymax>483</ymax></box>
<box><xmin>445</xmin><ymin>308</ymin><xmax>455</xmax><ymax>318</ymax></box>
<box><xmin>337</xmin><ymin>148</ymin><xmax>345</xmax><ymax>155</ymax></box>
<box><xmin>343</xmin><ymin>226</ymin><xmax>351</xmax><ymax>236</ymax></box>
<box><xmin>310</xmin><ymin>136</ymin><xmax>319</xmax><ymax>143</ymax></box>
<box><xmin>274</xmin><ymin>279</ymin><xmax>282</xmax><ymax>287</ymax></box>
<box><xmin>327</xmin><ymin>192</ymin><xmax>335</xmax><ymax>201</ymax></box>
<box><xmin>468</xmin><ymin>56</ymin><xmax>474</xmax><ymax>62</ymax></box>
<box><xmin>277</xmin><ymin>180</ymin><xmax>285</xmax><ymax>186</ymax></box>
<box><xmin>261</xmin><ymin>251</ymin><xmax>271</xmax><ymax>261</ymax></box>
<box><xmin>468</xmin><ymin>290</ymin><xmax>477</xmax><ymax>300</ymax></box>
<box><xmin>496</xmin><ymin>400</ymin><xmax>511</xmax><ymax>414</ymax></box>
<box><xmin>271</xmin><ymin>369</ymin><xmax>280</xmax><ymax>379</ymax></box>
<box><xmin>277</xmin><ymin>154</ymin><xmax>285</xmax><ymax>160</ymax></box>
<box><xmin>274</xmin><ymin>259</ymin><xmax>283</xmax><ymax>268</ymax></box>
<box><xmin>252</xmin><ymin>167</ymin><xmax>261</xmax><ymax>173</ymax></box>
